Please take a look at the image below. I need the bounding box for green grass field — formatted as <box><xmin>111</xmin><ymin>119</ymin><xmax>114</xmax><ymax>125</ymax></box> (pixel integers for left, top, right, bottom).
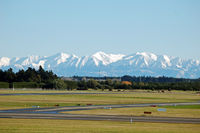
<box><xmin>63</xmin><ymin>105</ymin><xmax>200</xmax><ymax>118</ymax></box>
<box><xmin>0</xmin><ymin>89</ymin><xmax>103</xmax><ymax>94</ymax></box>
<box><xmin>0</xmin><ymin>118</ymin><xmax>200</xmax><ymax>133</ymax></box>
<box><xmin>0</xmin><ymin>90</ymin><xmax>199</xmax><ymax>110</ymax></box>
<box><xmin>0</xmin><ymin>90</ymin><xmax>200</xmax><ymax>133</ymax></box>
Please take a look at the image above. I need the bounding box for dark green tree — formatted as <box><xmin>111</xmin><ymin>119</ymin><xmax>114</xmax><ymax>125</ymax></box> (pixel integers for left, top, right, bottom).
<box><xmin>54</xmin><ymin>79</ymin><xmax>66</xmax><ymax>90</ymax></box>
<box><xmin>87</xmin><ymin>79</ymin><xmax>98</xmax><ymax>89</ymax></box>
<box><xmin>5</xmin><ymin>68</ymin><xmax>15</xmax><ymax>83</ymax></box>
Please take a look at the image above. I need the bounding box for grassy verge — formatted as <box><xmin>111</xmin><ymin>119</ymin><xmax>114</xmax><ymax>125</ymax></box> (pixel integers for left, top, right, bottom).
<box><xmin>0</xmin><ymin>89</ymin><xmax>104</xmax><ymax>94</ymax></box>
<box><xmin>162</xmin><ymin>105</ymin><xmax>200</xmax><ymax>109</ymax></box>
<box><xmin>0</xmin><ymin>118</ymin><xmax>200</xmax><ymax>133</ymax></box>
<box><xmin>62</xmin><ymin>105</ymin><xmax>200</xmax><ymax>118</ymax></box>
<box><xmin>0</xmin><ymin>90</ymin><xmax>199</xmax><ymax>110</ymax></box>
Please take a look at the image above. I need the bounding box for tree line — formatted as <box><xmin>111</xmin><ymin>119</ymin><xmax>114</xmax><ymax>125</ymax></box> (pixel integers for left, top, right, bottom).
<box><xmin>63</xmin><ymin>79</ymin><xmax>200</xmax><ymax>91</ymax></box>
<box><xmin>0</xmin><ymin>66</ymin><xmax>65</xmax><ymax>89</ymax></box>
<box><xmin>121</xmin><ymin>75</ymin><xmax>197</xmax><ymax>83</ymax></box>
<box><xmin>0</xmin><ymin>67</ymin><xmax>200</xmax><ymax>91</ymax></box>
<box><xmin>0</xmin><ymin>66</ymin><xmax>57</xmax><ymax>83</ymax></box>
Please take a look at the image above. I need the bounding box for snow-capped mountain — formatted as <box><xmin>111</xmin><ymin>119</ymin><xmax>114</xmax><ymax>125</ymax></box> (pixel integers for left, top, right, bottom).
<box><xmin>0</xmin><ymin>52</ymin><xmax>200</xmax><ymax>78</ymax></box>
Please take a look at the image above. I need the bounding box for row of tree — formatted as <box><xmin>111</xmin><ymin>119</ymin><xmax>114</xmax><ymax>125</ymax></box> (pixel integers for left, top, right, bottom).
<box><xmin>71</xmin><ymin>75</ymin><xmax>198</xmax><ymax>83</ymax></box>
<box><xmin>63</xmin><ymin>75</ymin><xmax>200</xmax><ymax>91</ymax></box>
<box><xmin>121</xmin><ymin>75</ymin><xmax>198</xmax><ymax>83</ymax></box>
<box><xmin>0</xmin><ymin>67</ymin><xmax>200</xmax><ymax>91</ymax></box>
<box><xmin>0</xmin><ymin>67</ymin><xmax>66</xmax><ymax>89</ymax></box>
<box><xmin>0</xmin><ymin>66</ymin><xmax>57</xmax><ymax>83</ymax></box>
<box><xmin>63</xmin><ymin>79</ymin><xmax>200</xmax><ymax>91</ymax></box>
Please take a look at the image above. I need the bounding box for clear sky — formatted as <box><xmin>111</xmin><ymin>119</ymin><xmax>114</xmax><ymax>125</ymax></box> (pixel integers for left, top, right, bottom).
<box><xmin>0</xmin><ymin>0</ymin><xmax>200</xmax><ymax>59</ymax></box>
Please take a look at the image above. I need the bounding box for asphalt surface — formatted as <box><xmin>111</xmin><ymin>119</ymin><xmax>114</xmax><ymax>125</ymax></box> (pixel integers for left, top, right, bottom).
<box><xmin>0</xmin><ymin>91</ymin><xmax>199</xmax><ymax>123</ymax></box>
<box><xmin>0</xmin><ymin>102</ymin><xmax>200</xmax><ymax>123</ymax></box>
<box><xmin>1</xmin><ymin>113</ymin><xmax>200</xmax><ymax>124</ymax></box>
<box><xmin>1</xmin><ymin>102</ymin><xmax>200</xmax><ymax>114</ymax></box>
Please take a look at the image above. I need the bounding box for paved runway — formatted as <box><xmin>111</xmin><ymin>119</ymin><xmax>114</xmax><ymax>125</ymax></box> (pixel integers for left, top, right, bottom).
<box><xmin>0</xmin><ymin>91</ymin><xmax>199</xmax><ymax>124</ymax></box>
<box><xmin>1</xmin><ymin>102</ymin><xmax>200</xmax><ymax>114</ymax></box>
<box><xmin>0</xmin><ymin>102</ymin><xmax>200</xmax><ymax>123</ymax></box>
<box><xmin>1</xmin><ymin>113</ymin><xmax>200</xmax><ymax>124</ymax></box>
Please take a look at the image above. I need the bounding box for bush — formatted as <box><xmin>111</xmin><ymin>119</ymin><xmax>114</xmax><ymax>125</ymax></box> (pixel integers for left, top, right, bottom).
<box><xmin>54</xmin><ymin>79</ymin><xmax>66</xmax><ymax>90</ymax></box>
<box><xmin>64</xmin><ymin>81</ymin><xmax>78</xmax><ymax>90</ymax></box>
<box><xmin>0</xmin><ymin>82</ymin><xmax>9</xmax><ymax>88</ymax></box>
<box><xmin>13</xmin><ymin>82</ymin><xmax>40</xmax><ymax>88</ymax></box>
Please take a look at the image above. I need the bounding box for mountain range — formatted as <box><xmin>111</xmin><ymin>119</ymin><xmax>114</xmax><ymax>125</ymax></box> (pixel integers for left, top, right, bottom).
<box><xmin>0</xmin><ymin>51</ymin><xmax>200</xmax><ymax>78</ymax></box>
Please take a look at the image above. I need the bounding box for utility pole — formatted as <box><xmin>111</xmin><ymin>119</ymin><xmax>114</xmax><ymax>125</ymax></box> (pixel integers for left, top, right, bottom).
<box><xmin>130</xmin><ymin>117</ymin><xmax>133</xmax><ymax>124</ymax></box>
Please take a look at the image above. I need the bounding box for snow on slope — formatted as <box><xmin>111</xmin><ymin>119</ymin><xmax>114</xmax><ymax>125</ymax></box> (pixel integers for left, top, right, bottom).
<box><xmin>0</xmin><ymin>57</ymin><xmax>10</xmax><ymax>67</ymax></box>
<box><xmin>0</xmin><ymin>52</ymin><xmax>199</xmax><ymax>78</ymax></box>
<box><xmin>55</xmin><ymin>53</ymin><xmax>70</xmax><ymax>65</ymax></box>
<box><xmin>92</xmin><ymin>51</ymin><xmax>125</xmax><ymax>66</ymax></box>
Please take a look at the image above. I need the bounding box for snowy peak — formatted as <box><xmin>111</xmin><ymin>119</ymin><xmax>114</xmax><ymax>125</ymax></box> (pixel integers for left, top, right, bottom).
<box><xmin>21</xmin><ymin>55</ymin><xmax>41</xmax><ymax>66</ymax></box>
<box><xmin>136</xmin><ymin>52</ymin><xmax>158</xmax><ymax>61</ymax></box>
<box><xmin>0</xmin><ymin>57</ymin><xmax>10</xmax><ymax>67</ymax></box>
<box><xmin>54</xmin><ymin>52</ymin><xmax>71</xmax><ymax>65</ymax></box>
<box><xmin>161</xmin><ymin>55</ymin><xmax>171</xmax><ymax>68</ymax></box>
<box><xmin>92</xmin><ymin>51</ymin><xmax>125</xmax><ymax>66</ymax></box>
<box><xmin>0</xmin><ymin>51</ymin><xmax>199</xmax><ymax>78</ymax></box>
<box><xmin>123</xmin><ymin>52</ymin><xmax>158</xmax><ymax>66</ymax></box>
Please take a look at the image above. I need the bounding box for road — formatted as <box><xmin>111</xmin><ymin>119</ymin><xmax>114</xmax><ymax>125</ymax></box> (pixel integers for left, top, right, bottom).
<box><xmin>0</xmin><ymin>102</ymin><xmax>200</xmax><ymax>123</ymax></box>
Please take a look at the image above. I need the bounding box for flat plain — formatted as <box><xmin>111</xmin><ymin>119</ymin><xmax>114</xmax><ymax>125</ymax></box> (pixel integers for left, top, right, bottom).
<box><xmin>0</xmin><ymin>89</ymin><xmax>199</xmax><ymax>110</ymax></box>
<box><xmin>63</xmin><ymin>104</ymin><xmax>200</xmax><ymax>118</ymax></box>
<box><xmin>1</xmin><ymin>118</ymin><xmax>200</xmax><ymax>133</ymax></box>
<box><xmin>0</xmin><ymin>89</ymin><xmax>200</xmax><ymax>133</ymax></box>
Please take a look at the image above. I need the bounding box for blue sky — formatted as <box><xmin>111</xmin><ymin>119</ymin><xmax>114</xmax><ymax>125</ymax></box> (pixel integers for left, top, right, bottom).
<box><xmin>0</xmin><ymin>0</ymin><xmax>200</xmax><ymax>59</ymax></box>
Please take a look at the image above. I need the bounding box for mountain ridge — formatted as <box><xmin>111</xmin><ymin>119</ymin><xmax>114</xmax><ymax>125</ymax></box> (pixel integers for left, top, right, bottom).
<box><xmin>0</xmin><ymin>52</ymin><xmax>199</xmax><ymax>78</ymax></box>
